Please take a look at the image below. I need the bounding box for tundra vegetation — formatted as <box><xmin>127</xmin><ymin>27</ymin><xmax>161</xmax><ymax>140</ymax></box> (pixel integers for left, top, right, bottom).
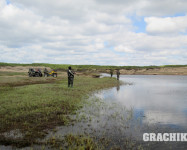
<box><xmin>1</xmin><ymin>62</ymin><xmax>187</xmax><ymax>71</ymax></box>
<box><xmin>0</xmin><ymin>70</ymin><xmax>127</xmax><ymax>149</ymax></box>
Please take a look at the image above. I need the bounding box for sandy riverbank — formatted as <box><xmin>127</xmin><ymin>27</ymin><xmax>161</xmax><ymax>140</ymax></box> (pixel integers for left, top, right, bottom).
<box><xmin>107</xmin><ymin>67</ymin><xmax>187</xmax><ymax>75</ymax></box>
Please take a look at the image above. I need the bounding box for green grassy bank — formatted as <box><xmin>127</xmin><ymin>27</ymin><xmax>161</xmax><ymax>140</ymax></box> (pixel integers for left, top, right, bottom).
<box><xmin>0</xmin><ymin>74</ymin><xmax>119</xmax><ymax>147</ymax></box>
<box><xmin>1</xmin><ymin>62</ymin><xmax>187</xmax><ymax>71</ymax></box>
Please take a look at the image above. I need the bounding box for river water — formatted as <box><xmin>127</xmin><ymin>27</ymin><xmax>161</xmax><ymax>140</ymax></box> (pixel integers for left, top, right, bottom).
<box><xmin>97</xmin><ymin>74</ymin><xmax>187</xmax><ymax>149</ymax></box>
<box><xmin>99</xmin><ymin>74</ymin><xmax>187</xmax><ymax>128</ymax></box>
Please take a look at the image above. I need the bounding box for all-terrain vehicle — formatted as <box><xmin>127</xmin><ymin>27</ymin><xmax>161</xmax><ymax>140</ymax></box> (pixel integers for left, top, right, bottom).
<box><xmin>28</xmin><ymin>68</ymin><xmax>43</xmax><ymax>77</ymax></box>
<box><xmin>44</xmin><ymin>68</ymin><xmax>57</xmax><ymax>77</ymax></box>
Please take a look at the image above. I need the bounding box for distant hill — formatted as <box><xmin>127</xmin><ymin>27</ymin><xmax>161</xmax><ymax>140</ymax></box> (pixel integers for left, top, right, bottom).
<box><xmin>1</xmin><ymin>62</ymin><xmax>187</xmax><ymax>71</ymax></box>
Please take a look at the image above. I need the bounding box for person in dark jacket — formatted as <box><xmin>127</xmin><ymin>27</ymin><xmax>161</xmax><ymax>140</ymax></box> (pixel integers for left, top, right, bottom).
<box><xmin>116</xmin><ymin>69</ymin><xmax>120</xmax><ymax>80</ymax></box>
<box><xmin>110</xmin><ymin>69</ymin><xmax>113</xmax><ymax>77</ymax></box>
<box><xmin>67</xmin><ymin>66</ymin><xmax>75</xmax><ymax>87</ymax></box>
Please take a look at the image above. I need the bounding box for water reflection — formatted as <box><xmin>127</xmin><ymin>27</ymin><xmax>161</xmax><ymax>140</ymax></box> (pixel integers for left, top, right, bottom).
<box><xmin>116</xmin><ymin>83</ymin><xmax>120</xmax><ymax>92</ymax></box>
<box><xmin>97</xmin><ymin>75</ymin><xmax>187</xmax><ymax>128</ymax></box>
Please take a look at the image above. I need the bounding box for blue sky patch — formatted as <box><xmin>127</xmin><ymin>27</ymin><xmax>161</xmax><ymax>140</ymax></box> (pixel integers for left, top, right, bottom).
<box><xmin>6</xmin><ymin>0</ymin><xmax>11</xmax><ymax>5</ymax></box>
<box><xmin>131</xmin><ymin>16</ymin><xmax>146</xmax><ymax>33</ymax></box>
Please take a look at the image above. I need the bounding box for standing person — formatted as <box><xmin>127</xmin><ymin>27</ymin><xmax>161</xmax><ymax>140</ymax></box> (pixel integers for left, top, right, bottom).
<box><xmin>116</xmin><ymin>69</ymin><xmax>120</xmax><ymax>80</ymax></box>
<box><xmin>67</xmin><ymin>66</ymin><xmax>75</xmax><ymax>87</ymax></box>
<box><xmin>44</xmin><ymin>68</ymin><xmax>49</xmax><ymax>77</ymax></box>
<box><xmin>110</xmin><ymin>69</ymin><xmax>113</xmax><ymax>77</ymax></box>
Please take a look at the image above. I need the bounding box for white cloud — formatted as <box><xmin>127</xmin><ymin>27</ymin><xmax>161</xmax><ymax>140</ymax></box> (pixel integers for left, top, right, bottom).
<box><xmin>114</xmin><ymin>45</ymin><xmax>135</xmax><ymax>53</ymax></box>
<box><xmin>0</xmin><ymin>0</ymin><xmax>187</xmax><ymax>65</ymax></box>
<box><xmin>145</xmin><ymin>15</ymin><xmax>187</xmax><ymax>35</ymax></box>
<box><xmin>136</xmin><ymin>0</ymin><xmax>187</xmax><ymax>16</ymax></box>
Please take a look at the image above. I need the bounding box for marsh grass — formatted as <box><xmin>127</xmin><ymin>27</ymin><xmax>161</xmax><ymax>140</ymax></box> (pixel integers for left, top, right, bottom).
<box><xmin>40</xmin><ymin>96</ymin><xmax>143</xmax><ymax>150</ymax></box>
<box><xmin>0</xmin><ymin>76</ymin><xmax>59</xmax><ymax>87</ymax></box>
<box><xmin>45</xmin><ymin>134</ymin><xmax>101</xmax><ymax>150</ymax></box>
<box><xmin>0</xmin><ymin>75</ymin><xmax>119</xmax><ymax>147</ymax></box>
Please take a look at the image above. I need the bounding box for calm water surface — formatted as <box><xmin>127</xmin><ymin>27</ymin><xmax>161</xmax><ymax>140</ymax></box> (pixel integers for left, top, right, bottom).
<box><xmin>98</xmin><ymin>75</ymin><xmax>187</xmax><ymax>129</ymax></box>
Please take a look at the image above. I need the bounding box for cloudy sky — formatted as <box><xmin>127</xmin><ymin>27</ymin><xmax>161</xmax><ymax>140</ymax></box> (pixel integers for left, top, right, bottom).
<box><xmin>0</xmin><ymin>0</ymin><xmax>187</xmax><ymax>66</ymax></box>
